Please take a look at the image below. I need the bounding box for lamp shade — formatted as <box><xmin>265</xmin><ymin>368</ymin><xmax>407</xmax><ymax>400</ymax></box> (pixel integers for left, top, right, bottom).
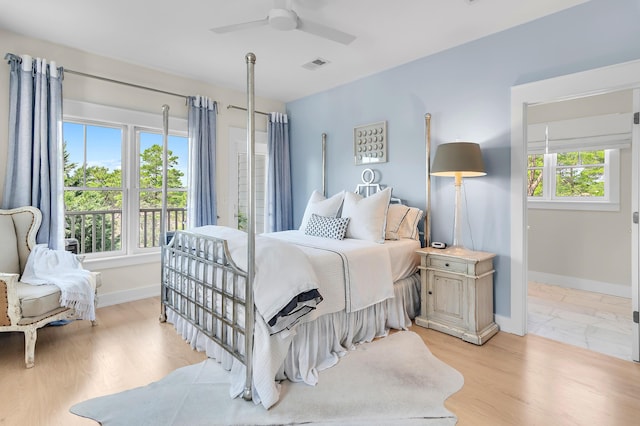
<box><xmin>431</xmin><ymin>142</ymin><xmax>486</xmax><ymax>177</ymax></box>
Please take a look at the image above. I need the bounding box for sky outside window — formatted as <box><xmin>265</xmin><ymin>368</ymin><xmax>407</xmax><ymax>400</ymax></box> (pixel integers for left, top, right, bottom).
<box><xmin>64</xmin><ymin>123</ymin><xmax>188</xmax><ymax>186</ymax></box>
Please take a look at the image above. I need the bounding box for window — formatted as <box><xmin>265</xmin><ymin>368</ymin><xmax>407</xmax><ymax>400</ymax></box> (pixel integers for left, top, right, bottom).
<box><xmin>63</xmin><ymin>101</ymin><xmax>188</xmax><ymax>259</ymax></box>
<box><xmin>228</xmin><ymin>127</ymin><xmax>268</xmax><ymax>233</ymax></box>
<box><xmin>527</xmin><ymin>112</ymin><xmax>631</xmax><ymax>211</ymax></box>
<box><xmin>137</xmin><ymin>130</ymin><xmax>188</xmax><ymax>249</ymax></box>
<box><xmin>237</xmin><ymin>151</ymin><xmax>267</xmax><ymax>232</ymax></box>
<box><xmin>64</xmin><ymin>121</ymin><xmax>124</xmax><ymax>253</ymax></box>
<box><xmin>527</xmin><ymin>149</ymin><xmax>620</xmax><ymax>211</ymax></box>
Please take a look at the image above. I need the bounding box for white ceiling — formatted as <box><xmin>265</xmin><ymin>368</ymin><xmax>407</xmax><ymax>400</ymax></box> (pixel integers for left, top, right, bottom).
<box><xmin>0</xmin><ymin>0</ymin><xmax>589</xmax><ymax>103</ymax></box>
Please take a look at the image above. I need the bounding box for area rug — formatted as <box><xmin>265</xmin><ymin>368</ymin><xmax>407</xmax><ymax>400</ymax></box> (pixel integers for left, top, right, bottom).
<box><xmin>70</xmin><ymin>331</ymin><xmax>463</xmax><ymax>425</ymax></box>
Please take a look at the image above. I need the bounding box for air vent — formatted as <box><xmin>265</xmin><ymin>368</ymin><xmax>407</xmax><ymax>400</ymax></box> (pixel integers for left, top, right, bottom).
<box><xmin>302</xmin><ymin>57</ymin><xmax>331</xmax><ymax>71</ymax></box>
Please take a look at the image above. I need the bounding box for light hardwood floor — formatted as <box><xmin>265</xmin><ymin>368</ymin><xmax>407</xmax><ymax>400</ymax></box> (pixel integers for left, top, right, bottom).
<box><xmin>1</xmin><ymin>297</ymin><xmax>639</xmax><ymax>426</ymax></box>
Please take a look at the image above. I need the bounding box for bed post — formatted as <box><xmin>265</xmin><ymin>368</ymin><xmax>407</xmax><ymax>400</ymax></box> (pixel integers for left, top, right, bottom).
<box><xmin>322</xmin><ymin>133</ymin><xmax>327</xmax><ymax>197</ymax></box>
<box><xmin>243</xmin><ymin>52</ymin><xmax>256</xmax><ymax>402</ymax></box>
<box><xmin>159</xmin><ymin>104</ymin><xmax>170</xmax><ymax>323</ymax></box>
<box><xmin>424</xmin><ymin>113</ymin><xmax>432</xmax><ymax>248</ymax></box>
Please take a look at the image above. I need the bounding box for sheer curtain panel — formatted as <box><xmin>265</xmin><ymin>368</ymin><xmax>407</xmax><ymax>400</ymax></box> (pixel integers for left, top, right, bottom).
<box><xmin>187</xmin><ymin>96</ymin><xmax>218</xmax><ymax>227</ymax></box>
<box><xmin>267</xmin><ymin>112</ymin><xmax>293</xmax><ymax>232</ymax></box>
<box><xmin>2</xmin><ymin>54</ymin><xmax>64</xmax><ymax>249</ymax></box>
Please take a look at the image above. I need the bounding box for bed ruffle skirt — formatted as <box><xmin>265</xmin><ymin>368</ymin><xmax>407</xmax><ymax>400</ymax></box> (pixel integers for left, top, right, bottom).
<box><xmin>166</xmin><ymin>272</ymin><xmax>420</xmax><ymax>408</ymax></box>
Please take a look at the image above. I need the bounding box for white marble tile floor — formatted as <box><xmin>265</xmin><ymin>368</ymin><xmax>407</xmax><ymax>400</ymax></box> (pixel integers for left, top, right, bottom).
<box><xmin>528</xmin><ymin>281</ymin><xmax>633</xmax><ymax>361</ymax></box>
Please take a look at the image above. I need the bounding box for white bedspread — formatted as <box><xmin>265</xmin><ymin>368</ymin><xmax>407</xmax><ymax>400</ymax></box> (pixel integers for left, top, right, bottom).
<box><xmin>263</xmin><ymin>230</ymin><xmax>395</xmax><ymax>314</ymax></box>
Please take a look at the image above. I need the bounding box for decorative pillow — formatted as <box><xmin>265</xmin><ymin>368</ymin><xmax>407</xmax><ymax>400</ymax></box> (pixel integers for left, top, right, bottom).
<box><xmin>341</xmin><ymin>187</ymin><xmax>392</xmax><ymax>243</ymax></box>
<box><xmin>385</xmin><ymin>204</ymin><xmax>424</xmax><ymax>240</ymax></box>
<box><xmin>299</xmin><ymin>190</ymin><xmax>346</xmax><ymax>231</ymax></box>
<box><xmin>304</xmin><ymin>214</ymin><xmax>350</xmax><ymax>240</ymax></box>
<box><xmin>385</xmin><ymin>204</ymin><xmax>410</xmax><ymax>240</ymax></box>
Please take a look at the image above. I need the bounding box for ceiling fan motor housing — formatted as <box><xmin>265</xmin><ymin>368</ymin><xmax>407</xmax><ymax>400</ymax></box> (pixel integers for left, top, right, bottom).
<box><xmin>269</xmin><ymin>8</ymin><xmax>298</xmax><ymax>31</ymax></box>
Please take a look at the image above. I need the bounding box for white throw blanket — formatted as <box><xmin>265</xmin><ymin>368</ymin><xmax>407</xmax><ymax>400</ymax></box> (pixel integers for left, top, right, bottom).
<box><xmin>21</xmin><ymin>244</ymin><xmax>96</xmax><ymax>321</ymax></box>
<box><xmin>190</xmin><ymin>226</ymin><xmax>322</xmax><ymax>334</ymax></box>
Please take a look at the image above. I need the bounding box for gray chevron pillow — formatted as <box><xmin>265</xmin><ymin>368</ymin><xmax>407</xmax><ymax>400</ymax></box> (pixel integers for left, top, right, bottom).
<box><xmin>304</xmin><ymin>214</ymin><xmax>350</xmax><ymax>240</ymax></box>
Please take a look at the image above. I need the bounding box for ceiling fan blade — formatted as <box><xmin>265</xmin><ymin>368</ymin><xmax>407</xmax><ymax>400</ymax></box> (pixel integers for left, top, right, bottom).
<box><xmin>297</xmin><ymin>18</ymin><xmax>356</xmax><ymax>45</ymax></box>
<box><xmin>210</xmin><ymin>17</ymin><xmax>269</xmax><ymax>34</ymax></box>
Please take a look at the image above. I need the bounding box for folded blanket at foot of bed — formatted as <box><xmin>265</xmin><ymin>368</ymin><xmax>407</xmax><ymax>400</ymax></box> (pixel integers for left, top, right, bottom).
<box><xmin>189</xmin><ymin>226</ymin><xmax>323</xmax><ymax>334</ymax></box>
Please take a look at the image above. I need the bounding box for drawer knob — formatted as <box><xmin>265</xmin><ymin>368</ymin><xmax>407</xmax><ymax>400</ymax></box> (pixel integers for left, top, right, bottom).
<box><xmin>445</xmin><ymin>263</ymin><xmax>450</xmax><ymax>267</ymax></box>
<box><xmin>428</xmin><ymin>291</ymin><xmax>433</xmax><ymax>295</ymax></box>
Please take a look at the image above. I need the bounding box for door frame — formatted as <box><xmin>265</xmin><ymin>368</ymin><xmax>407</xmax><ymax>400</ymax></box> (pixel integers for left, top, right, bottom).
<box><xmin>508</xmin><ymin>59</ymin><xmax>640</xmax><ymax>362</ymax></box>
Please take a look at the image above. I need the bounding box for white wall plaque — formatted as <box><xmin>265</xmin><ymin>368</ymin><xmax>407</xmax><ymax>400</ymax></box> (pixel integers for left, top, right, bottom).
<box><xmin>354</xmin><ymin>121</ymin><xmax>387</xmax><ymax>165</ymax></box>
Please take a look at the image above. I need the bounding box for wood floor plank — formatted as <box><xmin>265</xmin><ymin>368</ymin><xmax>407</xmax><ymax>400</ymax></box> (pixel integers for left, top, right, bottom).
<box><xmin>0</xmin><ymin>298</ymin><xmax>206</xmax><ymax>426</ymax></box>
<box><xmin>1</xmin><ymin>297</ymin><xmax>638</xmax><ymax>425</ymax></box>
<box><xmin>413</xmin><ymin>326</ymin><xmax>640</xmax><ymax>426</ymax></box>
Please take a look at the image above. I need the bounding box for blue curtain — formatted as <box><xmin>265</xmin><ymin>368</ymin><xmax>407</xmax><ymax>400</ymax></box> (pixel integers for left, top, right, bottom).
<box><xmin>187</xmin><ymin>96</ymin><xmax>217</xmax><ymax>227</ymax></box>
<box><xmin>2</xmin><ymin>54</ymin><xmax>64</xmax><ymax>249</ymax></box>
<box><xmin>267</xmin><ymin>112</ymin><xmax>293</xmax><ymax>232</ymax></box>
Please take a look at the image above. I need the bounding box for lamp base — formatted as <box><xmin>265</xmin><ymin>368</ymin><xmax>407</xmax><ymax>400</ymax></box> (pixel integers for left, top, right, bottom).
<box><xmin>445</xmin><ymin>245</ymin><xmax>476</xmax><ymax>256</ymax></box>
<box><xmin>452</xmin><ymin>174</ymin><xmax>464</xmax><ymax>248</ymax></box>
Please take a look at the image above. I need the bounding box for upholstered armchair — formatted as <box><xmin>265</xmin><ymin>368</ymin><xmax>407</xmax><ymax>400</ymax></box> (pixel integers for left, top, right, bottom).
<box><xmin>0</xmin><ymin>206</ymin><xmax>101</xmax><ymax>368</ymax></box>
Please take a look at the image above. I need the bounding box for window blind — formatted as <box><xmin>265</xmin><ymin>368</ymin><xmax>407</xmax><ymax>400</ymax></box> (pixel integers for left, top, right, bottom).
<box><xmin>527</xmin><ymin>112</ymin><xmax>632</xmax><ymax>154</ymax></box>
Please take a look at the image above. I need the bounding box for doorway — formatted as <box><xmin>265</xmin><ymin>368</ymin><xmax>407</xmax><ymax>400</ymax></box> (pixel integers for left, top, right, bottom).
<box><xmin>509</xmin><ymin>59</ymin><xmax>640</xmax><ymax>362</ymax></box>
<box><xmin>525</xmin><ymin>91</ymin><xmax>634</xmax><ymax>360</ymax></box>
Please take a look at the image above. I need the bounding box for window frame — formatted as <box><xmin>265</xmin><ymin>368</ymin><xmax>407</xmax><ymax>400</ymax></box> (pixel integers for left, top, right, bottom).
<box><xmin>132</xmin><ymin>126</ymin><xmax>188</xmax><ymax>255</ymax></box>
<box><xmin>62</xmin><ymin>118</ymin><xmax>128</xmax><ymax>257</ymax></box>
<box><xmin>528</xmin><ymin>149</ymin><xmax>620</xmax><ymax>212</ymax></box>
<box><xmin>63</xmin><ymin>100</ymin><xmax>187</xmax><ymax>268</ymax></box>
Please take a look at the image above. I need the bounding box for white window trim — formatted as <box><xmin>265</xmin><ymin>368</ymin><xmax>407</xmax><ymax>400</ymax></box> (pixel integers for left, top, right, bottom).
<box><xmin>84</xmin><ymin>252</ymin><xmax>160</xmax><ymax>270</ymax></box>
<box><xmin>63</xmin><ymin>100</ymin><xmax>187</xmax><ymax>264</ymax></box>
<box><xmin>528</xmin><ymin>149</ymin><xmax>620</xmax><ymax>212</ymax></box>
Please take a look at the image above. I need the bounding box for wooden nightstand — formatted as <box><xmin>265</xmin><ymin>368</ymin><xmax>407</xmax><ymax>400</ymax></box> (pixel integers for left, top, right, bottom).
<box><xmin>415</xmin><ymin>247</ymin><xmax>499</xmax><ymax>345</ymax></box>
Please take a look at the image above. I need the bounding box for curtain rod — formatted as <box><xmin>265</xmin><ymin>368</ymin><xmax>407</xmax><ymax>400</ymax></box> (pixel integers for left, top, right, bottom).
<box><xmin>64</xmin><ymin>69</ymin><xmax>189</xmax><ymax>100</ymax></box>
<box><xmin>227</xmin><ymin>104</ymin><xmax>270</xmax><ymax>117</ymax></box>
<box><xmin>6</xmin><ymin>52</ymin><xmax>190</xmax><ymax>100</ymax></box>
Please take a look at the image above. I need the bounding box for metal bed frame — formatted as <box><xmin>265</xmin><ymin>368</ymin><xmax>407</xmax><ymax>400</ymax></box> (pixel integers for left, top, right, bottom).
<box><xmin>160</xmin><ymin>53</ymin><xmax>258</xmax><ymax>401</ymax></box>
<box><xmin>160</xmin><ymin>230</ymin><xmax>250</xmax><ymax>374</ymax></box>
<box><xmin>159</xmin><ymin>53</ymin><xmax>431</xmax><ymax>404</ymax></box>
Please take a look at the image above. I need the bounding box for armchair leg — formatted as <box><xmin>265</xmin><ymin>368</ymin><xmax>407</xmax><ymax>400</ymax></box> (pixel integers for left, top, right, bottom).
<box><xmin>24</xmin><ymin>327</ymin><xmax>37</xmax><ymax>368</ymax></box>
<box><xmin>91</xmin><ymin>290</ymin><xmax>99</xmax><ymax>326</ymax></box>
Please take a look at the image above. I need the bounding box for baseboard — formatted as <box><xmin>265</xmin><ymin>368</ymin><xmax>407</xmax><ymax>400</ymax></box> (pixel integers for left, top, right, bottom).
<box><xmin>494</xmin><ymin>314</ymin><xmax>523</xmax><ymax>336</ymax></box>
<box><xmin>97</xmin><ymin>284</ymin><xmax>160</xmax><ymax>308</ymax></box>
<box><xmin>528</xmin><ymin>271</ymin><xmax>631</xmax><ymax>298</ymax></box>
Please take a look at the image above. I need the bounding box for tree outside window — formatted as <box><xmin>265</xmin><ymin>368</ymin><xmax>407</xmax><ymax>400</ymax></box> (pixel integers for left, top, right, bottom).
<box><xmin>527</xmin><ymin>149</ymin><xmax>609</xmax><ymax>202</ymax></box>
<box><xmin>555</xmin><ymin>150</ymin><xmax>605</xmax><ymax>197</ymax></box>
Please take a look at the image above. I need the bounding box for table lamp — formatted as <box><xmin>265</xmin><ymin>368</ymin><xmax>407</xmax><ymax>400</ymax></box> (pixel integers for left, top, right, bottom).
<box><xmin>431</xmin><ymin>142</ymin><xmax>486</xmax><ymax>250</ymax></box>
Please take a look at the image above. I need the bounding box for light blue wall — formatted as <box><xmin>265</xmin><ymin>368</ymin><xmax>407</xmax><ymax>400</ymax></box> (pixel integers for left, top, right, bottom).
<box><xmin>285</xmin><ymin>0</ymin><xmax>640</xmax><ymax>318</ymax></box>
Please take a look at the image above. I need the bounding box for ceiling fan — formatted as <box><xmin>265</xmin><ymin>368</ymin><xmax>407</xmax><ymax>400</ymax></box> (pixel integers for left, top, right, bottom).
<box><xmin>210</xmin><ymin>3</ymin><xmax>356</xmax><ymax>45</ymax></box>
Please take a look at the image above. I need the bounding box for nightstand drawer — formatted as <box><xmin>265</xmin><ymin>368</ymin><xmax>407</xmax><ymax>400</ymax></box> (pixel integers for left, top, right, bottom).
<box><xmin>427</xmin><ymin>257</ymin><xmax>468</xmax><ymax>274</ymax></box>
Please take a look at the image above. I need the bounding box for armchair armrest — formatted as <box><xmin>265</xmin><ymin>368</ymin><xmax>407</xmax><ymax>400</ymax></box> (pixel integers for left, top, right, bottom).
<box><xmin>0</xmin><ymin>272</ymin><xmax>21</xmax><ymax>326</ymax></box>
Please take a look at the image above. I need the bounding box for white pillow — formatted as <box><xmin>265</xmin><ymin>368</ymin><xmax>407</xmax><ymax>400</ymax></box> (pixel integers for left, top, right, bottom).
<box><xmin>299</xmin><ymin>190</ymin><xmax>346</xmax><ymax>231</ymax></box>
<box><xmin>341</xmin><ymin>187</ymin><xmax>392</xmax><ymax>243</ymax></box>
<box><xmin>385</xmin><ymin>204</ymin><xmax>424</xmax><ymax>240</ymax></box>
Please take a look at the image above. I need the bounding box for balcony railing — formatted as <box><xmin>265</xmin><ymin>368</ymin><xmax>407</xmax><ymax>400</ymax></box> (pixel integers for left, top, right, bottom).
<box><xmin>65</xmin><ymin>207</ymin><xmax>187</xmax><ymax>254</ymax></box>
